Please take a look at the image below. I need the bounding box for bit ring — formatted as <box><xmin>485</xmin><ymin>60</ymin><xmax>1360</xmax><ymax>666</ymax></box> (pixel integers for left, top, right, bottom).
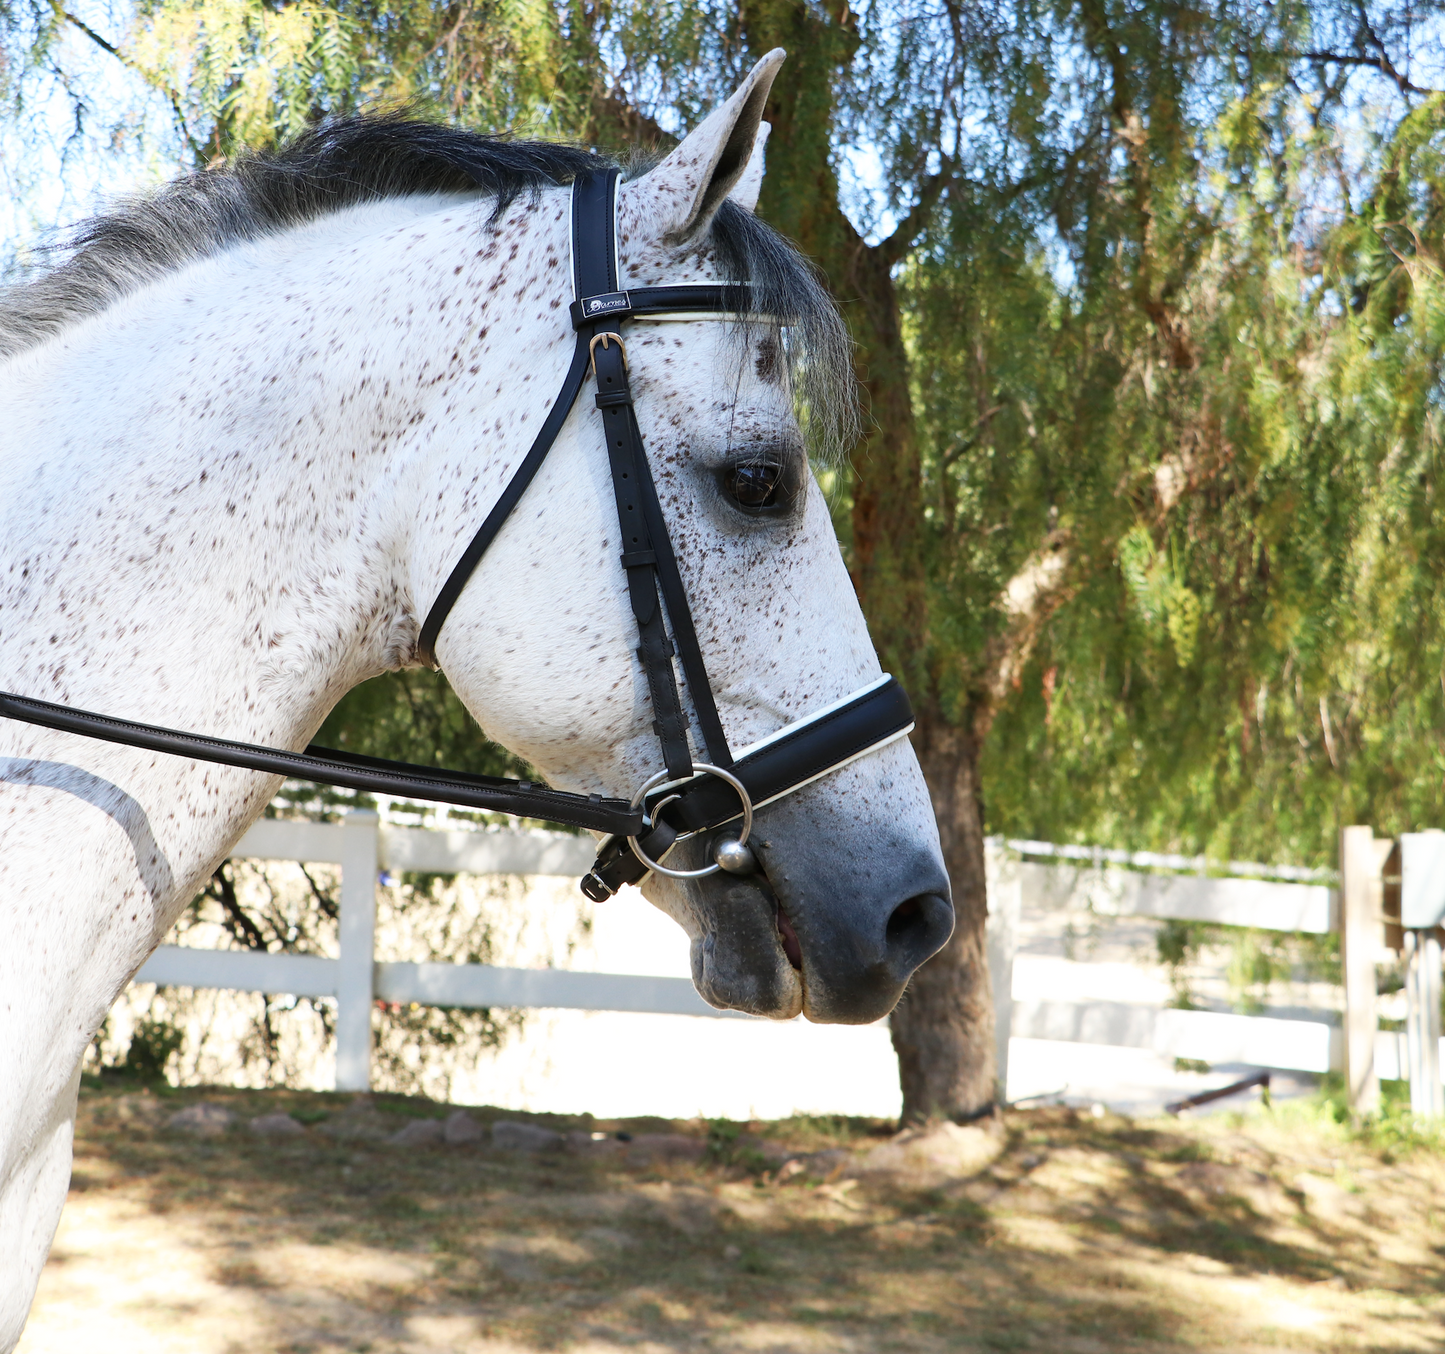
<box><xmin>628</xmin><ymin>762</ymin><xmax>753</xmax><ymax>880</ymax></box>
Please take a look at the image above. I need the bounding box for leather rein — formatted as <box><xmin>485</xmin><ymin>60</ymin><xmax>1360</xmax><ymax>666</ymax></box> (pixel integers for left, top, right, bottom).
<box><xmin>0</xmin><ymin>170</ymin><xmax>914</xmax><ymax>901</ymax></box>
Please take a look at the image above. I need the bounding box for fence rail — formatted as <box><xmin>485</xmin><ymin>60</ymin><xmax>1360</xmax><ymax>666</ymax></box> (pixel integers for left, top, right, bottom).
<box><xmin>983</xmin><ymin>845</ymin><xmax>1350</xmax><ymax>1092</ymax></box>
<box><xmin>136</xmin><ymin>946</ymin><xmax>739</xmax><ymax>1018</ymax></box>
<box><xmin>133</xmin><ymin>811</ymin><xmax>748</xmax><ymax>1091</ymax></box>
<box><xmin>1005</xmin><ymin>838</ymin><xmax>1337</xmax><ymax>884</ymax></box>
<box><xmin>130</xmin><ymin>814</ymin><xmax>1442</xmax><ymax>1107</ymax></box>
<box><xmin>1008</xmin><ymin>999</ymin><xmax>1338</xmax><ymax>1074</ymax></box>
<box><xmin>1015</xmin><ymin>857</ymin><xmax>1335</xmax><ymax>933</ymax></box>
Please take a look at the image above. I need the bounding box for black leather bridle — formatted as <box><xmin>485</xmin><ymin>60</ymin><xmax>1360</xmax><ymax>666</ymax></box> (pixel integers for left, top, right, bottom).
<box><xmin>0</xmin><ymin>170</ymin><xmax>914</xmax><ymax>900</ymax></box>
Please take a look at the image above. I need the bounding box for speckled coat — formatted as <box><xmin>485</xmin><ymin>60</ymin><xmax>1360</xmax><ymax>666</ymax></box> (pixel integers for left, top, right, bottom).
<box><xmin>0</xmin><ymin>53</ymin><xmax>949</xmax><ymax>1346</ymax></box>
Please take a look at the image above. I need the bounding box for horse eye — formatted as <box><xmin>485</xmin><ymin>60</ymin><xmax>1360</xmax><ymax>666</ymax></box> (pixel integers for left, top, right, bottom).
<box><xmin>724</xmin><ymin>461</ymin><xmax>785</xmax><ymax>510</ymax></box>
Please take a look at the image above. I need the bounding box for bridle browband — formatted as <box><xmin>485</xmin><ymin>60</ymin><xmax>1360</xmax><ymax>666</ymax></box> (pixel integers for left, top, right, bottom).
<box><xmin>0</xmin><ymin>170</ymin><xmax>914</xmax><ymax>901</ymax></box>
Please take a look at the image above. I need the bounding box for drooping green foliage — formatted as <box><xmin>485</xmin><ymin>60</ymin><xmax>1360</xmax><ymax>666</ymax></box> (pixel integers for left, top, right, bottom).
<box><xmin>315</xmin><ymin>669</ymin><xmax>527</xmax><ymax>781</ymax></box>
<box><xmin>927</xmin><ymin>13</ymin><xmax>1445</xmax><ymax>867</ymax></box>
<box><xmin>123</xmin><ymin>0</ymin><xmax>594</xmax><ymax>153</ymax></box>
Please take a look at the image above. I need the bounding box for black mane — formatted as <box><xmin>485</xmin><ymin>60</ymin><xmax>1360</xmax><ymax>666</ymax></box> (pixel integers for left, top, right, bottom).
<box><xmin>193</xmin><ymin>116</ymin><xmax>610</xmax><ymax>229</ymax></box>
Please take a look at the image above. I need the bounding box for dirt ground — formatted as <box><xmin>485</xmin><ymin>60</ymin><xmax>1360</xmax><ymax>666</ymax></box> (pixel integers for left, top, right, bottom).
<box><xmin>16</xmin><ymin>1077</ymin><xmax>1445</xmax><ymax>1354</ymax></box>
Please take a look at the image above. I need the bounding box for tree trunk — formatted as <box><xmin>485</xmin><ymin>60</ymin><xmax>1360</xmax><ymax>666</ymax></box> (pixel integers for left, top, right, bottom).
<box><xmin>841</xmin><ymin>235</ymin><xmax>931</xmax><ymax>693</ymax></box>
<box><xmin>844</xmin><ymin>235</ymin><xmax>997</xmax><ymax>1125</ymax></box>
<box><xmin>740</xmin><ymin>0</ymin><xmax>997</xmax><ymax>1123</ymax></box>
<box><xmin>890</xmin><ymin>712</ymin><xmax>997</xmax><ymax>1121</ymax></box>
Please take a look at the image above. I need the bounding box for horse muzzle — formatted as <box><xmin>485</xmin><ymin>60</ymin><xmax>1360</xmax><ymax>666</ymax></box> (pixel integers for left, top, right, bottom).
<box><xmin>660</xmin><ymin>785</ymin><xmax>954</xmax><ymax>1024</ymax></box>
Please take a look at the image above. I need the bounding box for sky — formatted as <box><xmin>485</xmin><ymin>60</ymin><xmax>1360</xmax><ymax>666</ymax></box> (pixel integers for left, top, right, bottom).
<box><xmin>0</xmin><ymin>0</ymin><xmax>185</xmax><ymax>279</ymax></box>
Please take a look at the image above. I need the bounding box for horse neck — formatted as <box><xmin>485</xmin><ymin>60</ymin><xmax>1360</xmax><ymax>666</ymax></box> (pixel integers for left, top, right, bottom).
<box><xmin>1</xmin><ymin>192</ymin><xmax>559</xmax><ymax>756</ymax></box>
<box><xmin>0</xmin><ymin>195</ymin><xmax>569</xmax><ymax>1166</ymax></box>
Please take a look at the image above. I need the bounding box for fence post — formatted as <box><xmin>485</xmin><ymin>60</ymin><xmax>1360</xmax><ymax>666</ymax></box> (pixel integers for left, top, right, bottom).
<box><xmin>1340</xmin><ymin>826</ymin><xmax>1383</xmax><ymax>1115</ymax></box>
<box><xmin>985</xmin><ymin>839</ymin><xmax>1022</xmax><ymax>1106</ymax></box>
<box><xmin>335</xmin><ymin>809</ymin><xmax>379</xmax><ymax>1092</ymax></box>
<box><xmin>1404</xmin><ymin>930</ymin><xmax>1444</xmax><ymax>1118</ymax></box>
<box><xmin>1401</xmin><ymin>831</ymin><xmax>1445</xmax><ymax>1118</ymax></box>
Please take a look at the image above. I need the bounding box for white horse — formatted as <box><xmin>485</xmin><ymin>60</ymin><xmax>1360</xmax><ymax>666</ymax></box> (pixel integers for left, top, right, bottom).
<box><xmin>0</xmin><ymin>51</ymin><xmax>952</xmax><ymax>1344</ymax></box>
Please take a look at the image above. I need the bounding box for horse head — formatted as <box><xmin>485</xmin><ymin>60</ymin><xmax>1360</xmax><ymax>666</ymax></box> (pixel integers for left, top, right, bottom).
<box><xmin>426</xmin><ymin>52</ymin><xmax>955</xmax><ymax>1022</ymax></box>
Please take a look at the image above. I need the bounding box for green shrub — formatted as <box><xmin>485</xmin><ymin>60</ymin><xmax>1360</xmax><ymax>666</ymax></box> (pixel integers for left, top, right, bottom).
<box><xmin>122</xmin><ymin>1015</ymin><xmax>184</xmax><ymax>1083</ymax></box>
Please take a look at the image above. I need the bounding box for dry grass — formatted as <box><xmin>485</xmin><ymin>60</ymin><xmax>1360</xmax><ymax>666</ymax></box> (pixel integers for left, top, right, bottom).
<box><xmin>17</xmin><ymin>1077</ymin><xmax>1445</xmax><ymax>1353</ymax></box>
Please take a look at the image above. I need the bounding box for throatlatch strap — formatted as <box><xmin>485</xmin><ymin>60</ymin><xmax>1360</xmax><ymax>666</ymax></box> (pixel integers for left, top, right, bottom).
<box><xmin>416</xmin><ymin>333</ymin><xmax>592</xmax><ymax>668</ymax></box>
<box><xmin>420</xmin><ymin>169</ymin><xmax>747</xmax><ymax>775</ymax></box>
<box><xmin>416</xmin><ymin>169</ymin><xmax>618</xmax><ymax>666</ymax></box>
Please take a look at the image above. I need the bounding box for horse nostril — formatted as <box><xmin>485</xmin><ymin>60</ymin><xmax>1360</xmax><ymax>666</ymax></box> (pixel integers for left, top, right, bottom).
<box><xmin>887</xmin><ymin>896</ymin><xmax>921</xmax><ymax>942</ymax></box>
<box><xmin>885</xmin><ymin>892</ymin><xmax>954</xmax><ymax>972</ymax></box>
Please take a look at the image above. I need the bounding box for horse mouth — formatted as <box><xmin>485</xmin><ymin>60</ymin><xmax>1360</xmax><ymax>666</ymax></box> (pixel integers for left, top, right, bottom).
<box><xmin>672</xmin><ymin>855</ymin><xmax>804</xmax><ymax>1018</ymax></box>
<box><xmin>742</xmin><ymin>857</ymin><xmax>803</xmax><ymax>971</ymax></box>
<box><xmin>773</xmin><ymin>893</ymin><xmax>803</xmax><ymax>971</ymax></box>
<box><xmin>677</xmin><ymin>822</ymin><xmax>950</xmax><ymax>1023</ymax></box>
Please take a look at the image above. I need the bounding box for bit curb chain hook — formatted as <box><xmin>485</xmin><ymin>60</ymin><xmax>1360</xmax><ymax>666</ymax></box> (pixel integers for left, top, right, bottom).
<box><xmin>628</xmin><ymin>762</ymin><xmax>755</xmax><ymax>880</ymax></box>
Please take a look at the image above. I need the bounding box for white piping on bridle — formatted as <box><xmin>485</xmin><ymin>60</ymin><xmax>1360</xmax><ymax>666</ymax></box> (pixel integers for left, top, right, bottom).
<box><xmin>629</xmin><ymin>674</ymin><xmax>915</xmax><ymax>877</ymax></box>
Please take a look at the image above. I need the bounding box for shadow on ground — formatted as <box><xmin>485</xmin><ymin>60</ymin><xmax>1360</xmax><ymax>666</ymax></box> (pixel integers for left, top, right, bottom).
<box><xmin>19</xmin><ymin>1078</ymin><xmax>1445</xmax><ymax>1354</ymax></box>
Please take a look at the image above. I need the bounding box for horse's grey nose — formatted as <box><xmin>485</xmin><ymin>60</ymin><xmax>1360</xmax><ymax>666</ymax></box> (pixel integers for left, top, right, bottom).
<box><xmin>776</xmin><ymin>862</ymin><xmax>953</xmax><ymax>1025</ymax></box>
<box><xmin>800</xmin><ymin>887</ymin><xmax>954</xmax><ymax>1024</ymax></box>
<box><xmin>677</xmin><ymin>764</ymin><xmax>956</xmax><ymax>1023</ymax></box>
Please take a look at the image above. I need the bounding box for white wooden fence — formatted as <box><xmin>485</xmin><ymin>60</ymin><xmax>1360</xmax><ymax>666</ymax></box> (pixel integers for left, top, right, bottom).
<box><xmin>988</xmin><ymin>833</ymin><xmax>1441</xmax><ymax>1112</ymax></box>
<box><xmin>135</xmin><ymin>810</ymin><xmax>747</xmax><ymax>1093</ymax></box>
<box><xmin>987</xmin><ymin>842</ymin><xmax>1336</xmax><ymax>1094</ymax></box>
<box><xmin>133</xmin><ymin>813</ymin><xmax>1441</xmax><ymax>1109</ymax></box>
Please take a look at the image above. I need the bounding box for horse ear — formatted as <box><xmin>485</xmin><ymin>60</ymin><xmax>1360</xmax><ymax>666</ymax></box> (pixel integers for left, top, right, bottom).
<box><xmin>632</xmin><ymin>49</ymin><xmax>784</xmax><ymax>244</ymax></box>
<box><xmin>729</xmin><ymin>122</ymin><xmax>770</xmax><ymax>214</ymax></box>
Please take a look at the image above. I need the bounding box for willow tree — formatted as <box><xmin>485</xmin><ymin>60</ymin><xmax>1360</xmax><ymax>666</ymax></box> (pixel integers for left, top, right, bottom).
<box><xmin>974</xmin><ymin>42</ymin><xmax>1445</xmax><ymax>866</ymax></box>
<box><xmin>662</xmin><ymin>0</ymin><xmax>1445</xmax><ymax>1118</ymax></box>
<box><xmin>713</xmin><ymin>0</ymin><xmax>1301</xmax><ymax>1117</ymax></box>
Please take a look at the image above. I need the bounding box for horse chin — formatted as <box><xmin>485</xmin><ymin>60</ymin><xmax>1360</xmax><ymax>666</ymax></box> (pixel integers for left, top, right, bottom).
<box><xmin>643</xmin><ymin>776</ymin><xmax>955</xmax><ymax>1025</ymax></box>
<box><xmin>692</xmin><ymin>872</ymin><xmax>805</xmax><ymax>1019</ymax></box>
<box><xmin>643</xmin><ymin>870</ymin><xmax>804</xmax><ymax>1019</ymax></box>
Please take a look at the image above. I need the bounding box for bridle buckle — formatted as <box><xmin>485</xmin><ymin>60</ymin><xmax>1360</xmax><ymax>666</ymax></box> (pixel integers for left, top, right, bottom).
<box><xmin>588</xmin><ymin>331</ymin><xmax>628</xmax><ymax>376</ymax></box>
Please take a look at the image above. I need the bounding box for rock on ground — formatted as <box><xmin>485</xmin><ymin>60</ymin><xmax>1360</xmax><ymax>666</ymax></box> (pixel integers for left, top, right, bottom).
<box><xmin>491</xmin><ymin>1120</ymin><xmax>564</xmax><ymax>1152</ymax></box>
<box><xmin>167</xmin><ymin>1102</ymin><xmax>235</xmax><ymax>1135</ymax></box>
<box><xmin>443</xmin><ymin>1110</ymin><xmax>484</xmax><ymax>1145</ymax></box>
<box><xmin>317</xmin><ymin>1096</ymin><xmax>391</xmax><ymax>1143</ymax></box>
<box><xmin>846</xmin><ymin>1119</ymin><xmax>1004</xmax><ymax>1187</ymax></box>
<box><xmin>248</xmin><ymin>1113</ymin><xmax>304</xmax><ymax>1137</ymax></box>
<box><xmin>389</xmin><ymin>1118</ymin><xmax>445</xmax><ymax>1148</ymax></box>
<box><xmin>565</xmin><ymin>1131</ymin><xmax>627</xmax><ymax>1159</ymax></box>
<box><xmin>625</xmin><ymin>1133</ymin><xmax>707</xmax><ymax>1167</ymax></box>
